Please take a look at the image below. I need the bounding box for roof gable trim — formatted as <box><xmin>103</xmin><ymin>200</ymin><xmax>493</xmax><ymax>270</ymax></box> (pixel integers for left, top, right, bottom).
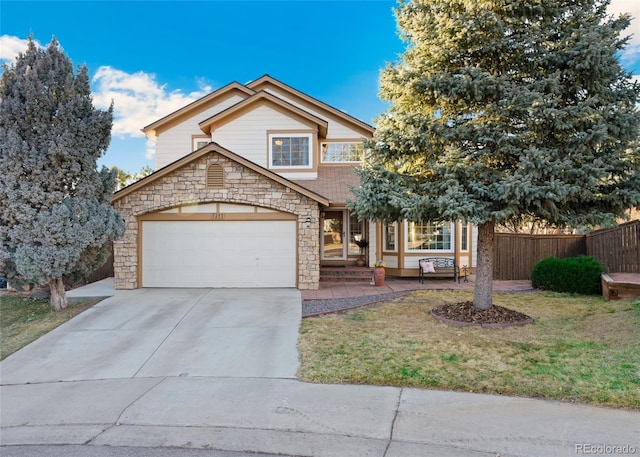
<box><xmin>111</xmin><ymin>142</ymin><xmax>330</xmax><ymax>206</ymax></box>
<box><xmin>247</xmin><ymin>74</ymin><xmax>374</xmax><ymax>135</ymax></box>
<box><xmin>198</xmin><ymin>90</ymin><xmax>329</xmax><ymax>137</ymax></box>
<box><xmin>142</xmin><ymin>82</ymin><xmax>255</xmax><ymax>138</ymax></box>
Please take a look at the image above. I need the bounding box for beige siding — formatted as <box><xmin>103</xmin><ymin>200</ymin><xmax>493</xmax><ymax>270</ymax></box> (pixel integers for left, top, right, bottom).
<box><xmin>383</xmin><ymin>256</ymin><xmax>399</xmax><ymax>269</ymax></box>
<box><xmin>261</xmin><ymin>87</ymin><xmax>367</xmax><ymax>140</ymax></box>
<box><xmin>155</xmin><ymin>95</ymin><xmax>246</xmax><ymax>169</ymax></box>
<box><xmin>212</xmin><ymin>104</ymin><xmax>312</xmax><ymax>167</ymax></box>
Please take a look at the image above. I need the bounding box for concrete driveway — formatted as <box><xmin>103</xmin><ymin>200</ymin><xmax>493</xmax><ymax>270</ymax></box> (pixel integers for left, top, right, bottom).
<box><xmin>2</xmin><ymin>285</ymin><xmax>639</xmax><ymax>456</ymax></box>
<box><xmin>0</xmin><ymin>288</ymin><xmax>301</xmax><ymax>384</ymax></box>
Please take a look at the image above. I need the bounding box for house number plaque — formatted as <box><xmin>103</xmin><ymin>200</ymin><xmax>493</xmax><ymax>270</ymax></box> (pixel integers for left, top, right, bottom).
<box><xmin>212</xmin><ymin>213</ymin><xmax>225</xmax><ymax>220</ymax></box>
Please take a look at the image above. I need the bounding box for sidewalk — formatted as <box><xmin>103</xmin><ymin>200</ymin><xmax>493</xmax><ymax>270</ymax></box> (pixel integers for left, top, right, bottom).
<box><xmin>64</xmin><ymin>275</ymin><xmax>535</xmax><ymax>302</ymax></box>
<box><xmin>2</xmin><ymin>376</ymin><xmax>637</xmax><ymax>457</ymax></box>
<box><xmin>66</xmin><ymin>277</ymin><xmax>116</xmax><ymax>301</ymax></box>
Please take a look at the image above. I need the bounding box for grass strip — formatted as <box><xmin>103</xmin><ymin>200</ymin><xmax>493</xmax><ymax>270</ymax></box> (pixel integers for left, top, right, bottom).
<box><xmin>1</xmin><ymin>294</ymin><xmax>100</xmax><ymax>360</ymax></box>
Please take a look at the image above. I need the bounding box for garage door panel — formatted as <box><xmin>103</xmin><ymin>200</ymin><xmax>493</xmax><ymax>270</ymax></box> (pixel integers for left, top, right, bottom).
<box><xmin>142</xmin><ymin>220</ymin><xmax>296</xmax><ymax>288</ymax></box>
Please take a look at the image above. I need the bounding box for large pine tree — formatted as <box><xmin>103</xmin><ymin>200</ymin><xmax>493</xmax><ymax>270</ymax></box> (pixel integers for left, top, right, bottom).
<box><xmin>351</xmin><ymin>0</ymin><xmax>640</xmax><ymax>309</ymax></box>
<box><xmin>0</xmin><ymin>37</ymin><xmax>124</xmax><ymax>310</ymax></box>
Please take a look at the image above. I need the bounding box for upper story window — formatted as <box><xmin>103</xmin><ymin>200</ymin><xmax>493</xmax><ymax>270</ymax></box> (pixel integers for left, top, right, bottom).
<box><xmin>269</xmin><ymin>133</ymin><xmax>312</xmax><ymax>168</ymax></box>
<box><xmin>321</xmin><ymin>142</ymin><xmax>363</xmax><ymax>163</ymax></box>
<box><xmin>193</xmin><ymin>137</ymin><xmax>210</xmax><ymax>151</ymax></box>
<box><xmin>406</xmin><ymin>221</ymin><xmax>454</xmax><ymax>252</ymax></box>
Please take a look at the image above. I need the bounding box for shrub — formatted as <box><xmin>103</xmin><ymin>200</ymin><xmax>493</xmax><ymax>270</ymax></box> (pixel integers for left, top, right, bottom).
<box><xmin>531</xmin><ymin>256</ymin><xmax>604</xmax><ymax>295</ymax></box>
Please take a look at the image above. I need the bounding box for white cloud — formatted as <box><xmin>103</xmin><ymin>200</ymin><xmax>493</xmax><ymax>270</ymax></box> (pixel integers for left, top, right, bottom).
<box><xmin>608</xmin><ymin>0</ymin><xmax>640</xmax><ymax>67</ymax></box>
<box><xmin>91</xmin><ymin>66</ymin><xmax>212</xmax><ymax>143</ymax></box>
<box><xmin>608</xmin><ymin>0</ymin><xmax>640</xmax><ymax>32</ymax></box>
<box><xmin>1</xmin><ymin>34</ymin><xmax>212</xmax><ymax>161</ymax></box>
<box><xmin>0</xmin><ymin>35</ymin><xmax>41</xmax><ymax>63</ymax></box>
<box><xmin>145</xmin><ymin>138</ymin><xmax>156</xmax><ymax>160</ymax></box>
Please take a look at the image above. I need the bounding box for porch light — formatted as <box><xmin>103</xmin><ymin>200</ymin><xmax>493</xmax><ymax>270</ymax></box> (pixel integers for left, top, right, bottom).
<box><xmin>304</xmin><ymin>217</ymin><xmax>311</xmax><ymax>228</ymax></box>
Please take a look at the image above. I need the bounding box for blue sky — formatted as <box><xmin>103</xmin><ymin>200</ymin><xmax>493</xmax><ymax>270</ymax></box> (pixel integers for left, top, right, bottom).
<box><xmin>1</xmin><ymin>0</ymin><xmax>639</xmax><ymax>174</ymax></box>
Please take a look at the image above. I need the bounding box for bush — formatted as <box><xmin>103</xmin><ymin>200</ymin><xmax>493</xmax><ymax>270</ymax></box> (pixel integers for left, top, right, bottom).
<box><xmin>531</xmin><ymin>256</ymin><xmax>604</xmax><ymax>295</ymax></box>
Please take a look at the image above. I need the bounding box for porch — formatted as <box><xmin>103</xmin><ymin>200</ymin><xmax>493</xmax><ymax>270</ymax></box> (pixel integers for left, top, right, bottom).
<box><xmin>307</xmin><ymin>272</ymin><xmax>534</xmax><ymax>300</ymax></box>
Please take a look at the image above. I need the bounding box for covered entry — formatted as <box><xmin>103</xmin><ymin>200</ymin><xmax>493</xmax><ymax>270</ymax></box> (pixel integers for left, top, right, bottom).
<box><xmin>321</xmin><ymin>209</ymin><xmax>367</xmax><ymax>262</ymax></box>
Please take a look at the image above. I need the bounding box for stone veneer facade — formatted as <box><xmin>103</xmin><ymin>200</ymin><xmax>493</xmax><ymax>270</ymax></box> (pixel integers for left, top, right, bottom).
<box><xmin>112</xmin><ymin>151</ymin><xmax>321</xmax><ymax>290</ymax></box>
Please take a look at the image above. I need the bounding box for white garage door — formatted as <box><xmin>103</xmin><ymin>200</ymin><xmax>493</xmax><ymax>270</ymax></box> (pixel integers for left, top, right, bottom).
<box><xmin>142</xmin><ymin>220</ymin><xmax>296</xmax><ymax>288</ymax></box>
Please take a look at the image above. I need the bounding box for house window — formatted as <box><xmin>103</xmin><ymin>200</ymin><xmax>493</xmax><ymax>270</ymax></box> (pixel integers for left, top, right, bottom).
<box><xmin>407</xmin><ymin>221</ymin><xmax>453</xmax><ymax>251</ymax></box>
<box><xmin>460</xmin><ymin>224</ymin><xmax>469</xmax><ymax>251</ymax></box>
<box><xmin>193</xmin><ymin>137</ymin><xmax>210</xmax><ymax>151</ymax></box>
<box><xmin>384</xmin><ymin>223</ymin><xmax>397</xmax><ymax>252</ymax></box>
<box><xmin>269</xmin><ymin>133</ymin><xmax>312</xmax><ymax>168</ymax></box>
<box><xmin>321</xmin><ymin>142</ymin><xmax>363</xmax><ymax>163</ymax></box>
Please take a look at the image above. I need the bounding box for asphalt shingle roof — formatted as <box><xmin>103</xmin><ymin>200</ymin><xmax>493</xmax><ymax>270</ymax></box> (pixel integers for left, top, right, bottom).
<box><xmin>292</xmin><ymin>166</ymin><xmax>361</xmax><ymax>205</ymax></box>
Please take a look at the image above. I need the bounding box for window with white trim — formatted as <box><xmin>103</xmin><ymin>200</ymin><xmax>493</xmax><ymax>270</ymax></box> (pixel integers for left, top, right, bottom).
<box><xmin>269</xmin><ymin>133</ymin><xmax>312</xmax><ymax>168</ymax></box>
<box><xmin>320</xmin><ymin>142</ymin><xmax>363</xmax><ymax>163</ymax></box>
<box><xmin>406</xmin><ymin>221</ymin><xmax>454</xmax><ymax>251</ymax></box>
<box><xmin>384</xmin><ymin>223</ymin><xmax>397</xmax><ymax>252</ymax></box>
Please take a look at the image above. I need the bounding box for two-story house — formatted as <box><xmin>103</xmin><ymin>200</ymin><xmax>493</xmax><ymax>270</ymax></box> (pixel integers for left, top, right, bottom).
<box><xmin>111</xmin><ymin>75</ymin><xmax>476</xmax><ymax>290</ymax></box>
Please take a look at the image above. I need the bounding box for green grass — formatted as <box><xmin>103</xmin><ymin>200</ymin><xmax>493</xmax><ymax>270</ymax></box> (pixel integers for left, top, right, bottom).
<box><xmin>298</xmin><ymin>291</ymin><xmax>640</xmax><ymax>410</ymax></box>
<box><xmin>0</xmin><ymin>294</ymin><xmax>99</xmax><ymax>360</ymax></box>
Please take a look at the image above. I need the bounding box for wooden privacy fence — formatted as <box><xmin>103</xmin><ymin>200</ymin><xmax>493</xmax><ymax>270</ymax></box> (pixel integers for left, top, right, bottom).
<box><xmin>586</xmin><ymin>220</ymin><xmax>640</xmax><ymax>274</ymax></box>
<box><xmin>82</xmin><ymin>251</ymin><xmax>114</xmax><ymax>284</ymax></box>
<box><xmin>78</xmin><ymin>242</ymin><xmax>114</xmax><ymax>285</ymax></box>
<box><xmin>493</xmin><ymin>233</ymin><xmax>586</xmax><ymax>280</ymax></box>
<box><xmin>493</xmin><ymin>220</ymin><xmax>640</xmax><ymax>280</ymax></box>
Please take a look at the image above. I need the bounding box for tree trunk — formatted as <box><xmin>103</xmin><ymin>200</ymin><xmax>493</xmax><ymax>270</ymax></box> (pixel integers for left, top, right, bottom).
<box><xmin>49</xmin><ymin>277</ymin><xmax>68</xmax><ymax>311</ymax></box>
<box><xmin>473</xmin><ymin>220</ymin><xmax>495</xmax><ymax>310</ymax></box>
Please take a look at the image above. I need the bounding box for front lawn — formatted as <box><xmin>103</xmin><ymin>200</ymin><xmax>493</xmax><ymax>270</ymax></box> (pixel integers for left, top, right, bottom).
<box><xmin>0</xmin><ymin>294</ymin><xmax>99</xmax><ymax>360</ymax></box>
<box><xmin>298</xmin><ymin>290</ymin><xmax>640</xmax><ymax>409</ymax></box>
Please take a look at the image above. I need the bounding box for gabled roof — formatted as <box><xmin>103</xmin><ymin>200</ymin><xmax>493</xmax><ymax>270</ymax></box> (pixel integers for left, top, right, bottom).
<box><xmin>141</xmin><ymin>74</ymin><xmax>375</xmax><ymax>141</ymax></box>
<box><xmin>198</xmin><ymin>90</ymin><xmax>329</xmax><ymax>137</ymax></box>
<box><xmin>141</xmin><ymin>82</ymin><xmax>255</xmax><ymax>139</ymax></box>
<box><xmin>111</xmin><ymin>142</ymin><xmax>330</xmax><ymax>207</ymax></box>
<box><xmin>247</xmin><ymin>74</ymin><xmax>375</xmax><ymax>137</ymax></box>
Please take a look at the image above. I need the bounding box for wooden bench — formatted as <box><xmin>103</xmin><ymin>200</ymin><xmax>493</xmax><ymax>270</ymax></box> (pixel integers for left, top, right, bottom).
<box><xmin>419</xmin><ymin>257</ymin><xmax>460</xmax><ymax>283</ymax></box>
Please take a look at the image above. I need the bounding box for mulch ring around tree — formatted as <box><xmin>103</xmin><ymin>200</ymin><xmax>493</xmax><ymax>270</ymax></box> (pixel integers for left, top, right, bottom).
<box><xmin>431</xmin><ymin>301</ymin><xmax>533</xmax><ymax>328</ymax></box>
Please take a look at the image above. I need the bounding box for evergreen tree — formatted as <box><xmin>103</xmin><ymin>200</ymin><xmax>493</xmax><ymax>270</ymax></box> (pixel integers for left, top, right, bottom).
<box><xmin>111</xmin><ymin>166</ymin><xmax>133</xmax><ymax>191</ymax></box>
<box><xmin>350</xmin><ymin>0</ymin><xmax>640</xmax><ymax>309</ymax></box>
<box><xmin>0</xmin><ymin>37</ymin><xmax>124</xmax><ymax>310</ymax></box>
<box><xmin>111</xmin><ymin>165</ymin><xmax>154</xmax><ymax>190</ymax></box>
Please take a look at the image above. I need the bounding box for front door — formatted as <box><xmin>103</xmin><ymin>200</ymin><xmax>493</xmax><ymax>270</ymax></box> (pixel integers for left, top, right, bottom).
<box><xmin>322</xmin><ymin>210</ymin><xmax>366</xmax><ymax>261</ymax></box>
<box><xmin>322</xmin><ymin>210</ymin><xmax>344</xmax><ymax>260</ymax></box>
